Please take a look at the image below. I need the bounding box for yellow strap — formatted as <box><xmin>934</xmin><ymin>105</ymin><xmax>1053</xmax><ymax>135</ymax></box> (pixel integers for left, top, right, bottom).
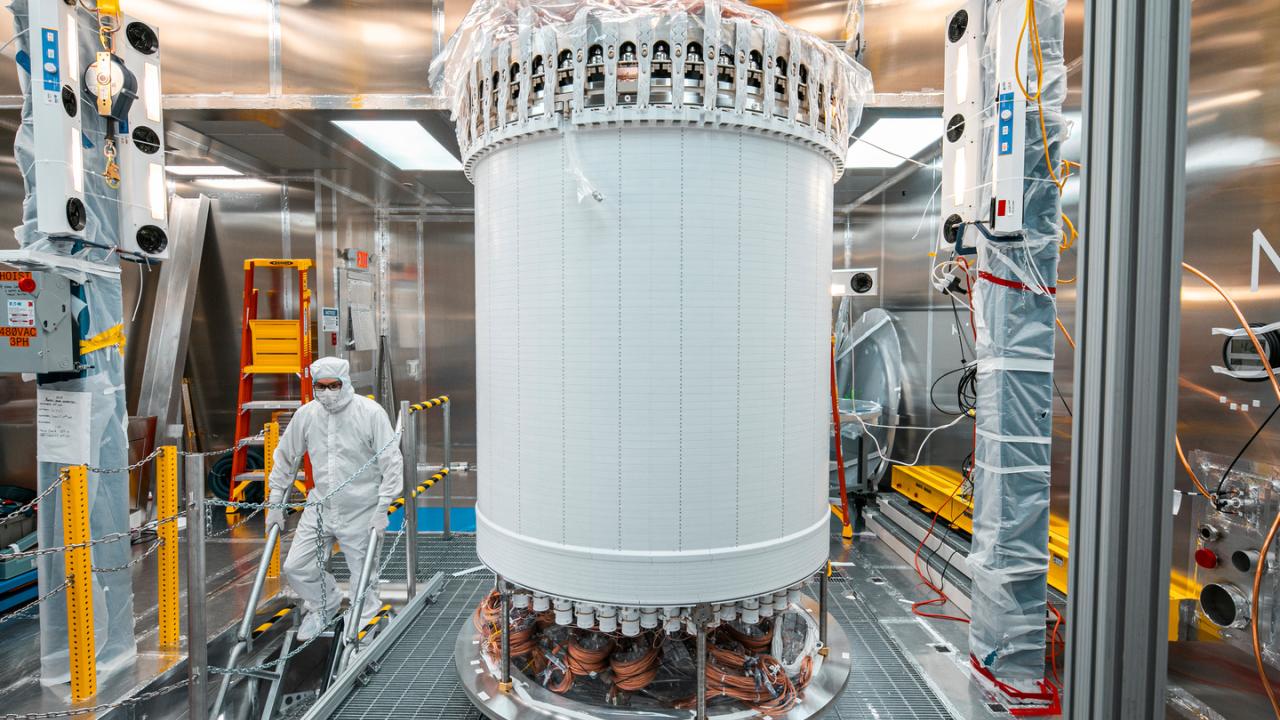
<box><xmin>80</xmin><ymin>323</ymin><xmax>126</xmax><ymax>357</ymax></box>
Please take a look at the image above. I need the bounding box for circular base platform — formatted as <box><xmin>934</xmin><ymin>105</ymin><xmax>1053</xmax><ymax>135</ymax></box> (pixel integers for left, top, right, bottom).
<box><xmin>455</xmin><ymin>595</ymin><xmax>851</xmax><ymax>720</ymax></box>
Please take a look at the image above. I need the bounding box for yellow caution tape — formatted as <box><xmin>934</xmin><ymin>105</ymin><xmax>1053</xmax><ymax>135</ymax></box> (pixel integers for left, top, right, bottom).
<box><xmin>80</xmin><ymin>323</ymin><xmax>126</xmax><ymax>357</ymax></box>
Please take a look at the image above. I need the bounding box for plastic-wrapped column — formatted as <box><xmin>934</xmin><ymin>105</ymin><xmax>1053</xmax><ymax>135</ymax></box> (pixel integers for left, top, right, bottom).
<box><xmin>968</xmin><ymin>0</ymin><xmax>1067</xmax><ymax>689</ymax></box>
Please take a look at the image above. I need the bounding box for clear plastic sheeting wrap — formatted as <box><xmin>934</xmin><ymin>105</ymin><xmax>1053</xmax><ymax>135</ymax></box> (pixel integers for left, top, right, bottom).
<box><xmin>428</xmin><ymin>0</ymin><xmax>873</xmax><ymax>178</ymax></box>
<box><xmin>968</xmin><ymin>0</ymin><xmax>1067</xmax><ymax>690</ymax></box>
<box><xmin>11</xmin><ymin>0</ymin><xmax>138</xmax><ymax>684</ymax></box>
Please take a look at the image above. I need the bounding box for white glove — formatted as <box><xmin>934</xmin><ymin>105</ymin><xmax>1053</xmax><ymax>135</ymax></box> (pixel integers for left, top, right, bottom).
<box><xmin>265</xmin><ymin>490</ymin><xmax>285</xmax><ymax>531</ymax></box>
<box><xmin>370</xmin><ymin>498</ymin><xmax>393</xmax><ymax>534</ymax></box>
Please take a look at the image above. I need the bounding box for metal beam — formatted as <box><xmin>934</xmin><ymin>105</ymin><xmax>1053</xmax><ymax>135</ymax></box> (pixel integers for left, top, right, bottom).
<box><xmin>1065</xmin><ymin>1</ymin><xmax>1192</xmax><ymax>718</ymax></box>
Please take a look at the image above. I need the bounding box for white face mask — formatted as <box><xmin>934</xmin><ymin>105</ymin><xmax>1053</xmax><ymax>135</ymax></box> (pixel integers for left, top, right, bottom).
<box><xmin>314</xmin><ymin>386</ymin><xmax>343</xmax><ymax>410</ymax></box>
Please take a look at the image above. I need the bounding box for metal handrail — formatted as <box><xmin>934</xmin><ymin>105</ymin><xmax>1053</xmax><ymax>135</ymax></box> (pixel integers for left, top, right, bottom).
<box><xmin>343</xmin><ymin>527</ymin><xmax>383</xmax><ymax>656</ymax></box>
<box><xmin>210</xmin><ymin>523</ymin><xmax>282</xmax><ymax>719</ymax></box>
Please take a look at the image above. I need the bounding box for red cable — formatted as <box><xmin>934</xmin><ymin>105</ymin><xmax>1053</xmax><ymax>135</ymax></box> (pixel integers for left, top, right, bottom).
<box><xmin>830</xmin><ymin>337</ymin><xmax>851</xmax><ymax>530</ymax></box>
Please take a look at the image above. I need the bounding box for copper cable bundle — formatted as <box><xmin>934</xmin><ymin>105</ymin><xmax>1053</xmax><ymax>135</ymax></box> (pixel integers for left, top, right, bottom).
<box><xmin>609</xmin><ymin>636</ymin><xmax>663</xmax><ymax>693</ymax></box>
<box><xmin>565</xmin><ymin>632</ymin><xmax>614</xmax><ymax>676</ymax></box>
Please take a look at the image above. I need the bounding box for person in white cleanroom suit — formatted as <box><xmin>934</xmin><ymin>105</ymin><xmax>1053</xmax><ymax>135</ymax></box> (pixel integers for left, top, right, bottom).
<box><xmin>265</xmin><ymin>357</ymin><xmax>403</xmax><ymax>641</ymax></box>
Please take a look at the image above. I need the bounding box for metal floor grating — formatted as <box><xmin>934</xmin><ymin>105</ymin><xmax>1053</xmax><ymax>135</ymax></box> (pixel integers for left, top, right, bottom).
<box><xmin>329</xmin><ymin>577</ymin><xmax>489</xmax><ymax>720</ymax></box>
<box><xmin>333</xmin><ymin>534</ymin><xmax>486</xmax><ymax>581</ymax></box>
<box><xmin>319</xmin><ymin>537</ymin><xmax>956</xmax><ymax>720</ymax></box>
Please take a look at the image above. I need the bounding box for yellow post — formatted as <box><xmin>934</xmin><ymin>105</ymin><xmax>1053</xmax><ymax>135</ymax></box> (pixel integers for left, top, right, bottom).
<box><xmin>157</xmin><ymin>446</ymin><xmax>180</xmax><ymax>648</ymax></box>
<box><xmin>62</xmin><ymin>465</ymin><xmax>96</xmax><ymax>702</ymax></box>
<box><xmin>263</xmin><ymin>422</ymin><xmax>281</xmax><ymax>578</ymax></box>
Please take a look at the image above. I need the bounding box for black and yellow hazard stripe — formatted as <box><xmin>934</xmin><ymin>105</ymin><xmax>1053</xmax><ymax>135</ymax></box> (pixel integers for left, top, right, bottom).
<box><xmin>410</xmin><ymin>396</ymin><xmax>450</xmax><ymax>413</ymax></box>
<box><xmin>251</xmin><ymin>606</ymin><xmax>295</xmax><ymax>639</ymax></box>
<box><xmin>357</xmin><ymin>604</ymin><xmax>395</xmax><ymax>640</ymax></box>
<box><xmin>385</xmin><ymin>468</ymin><xmax>451</xmax><ymax>514</ymax></box>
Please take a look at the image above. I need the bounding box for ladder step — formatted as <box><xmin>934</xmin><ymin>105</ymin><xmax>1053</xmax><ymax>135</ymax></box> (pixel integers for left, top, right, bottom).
<box><xmin>240</xmin><ymin>400</ymin><xmax>302</xmax><ymax>411</ymax></box>
<box><xmin>234</xmin><ymin>471</ymin><xmax>306</xmax><ymax>483</ymax></box>
<box><xmin>244</xmin><ymin>364</ymin><xmax>302</xmax><ymax>375</ymax></box>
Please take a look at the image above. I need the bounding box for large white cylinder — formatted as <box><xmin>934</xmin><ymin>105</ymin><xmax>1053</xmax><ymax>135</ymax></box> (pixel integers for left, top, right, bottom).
<box><xmin>475</xmin><ymin>126</ymin><xmax>833</xmax><ymax>606</ymax></box>
<box><xmin>437</xmin><ymin>0</ymin><xmax>872</xmax><ymax>612</ymax></box>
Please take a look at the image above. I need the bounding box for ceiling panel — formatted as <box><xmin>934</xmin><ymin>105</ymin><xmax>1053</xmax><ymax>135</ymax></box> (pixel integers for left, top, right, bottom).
<box><xmin>280</xmin><ymin>0</ymin><xmax>437</xmax><ymax>95</ymax></box>
<box><xmin>127</xmin><ymin>0</ymin><xmax>272</xmax><ymax>95</ymax></box>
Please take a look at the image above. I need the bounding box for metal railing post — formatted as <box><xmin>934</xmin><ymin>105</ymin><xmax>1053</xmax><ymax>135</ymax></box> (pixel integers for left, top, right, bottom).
<box><xmin>62</xmin><ymin>465</ymin><xmax>96</xmax><ymax>702</ymax></box>
<box><xmin>184</xmin><ymin>453</ymin><xmax>208</xmax><ymax>720</ymax></box>
<box><xmin>442</xmin><ymin>399</ymin><xmax>452</xmax><ymax>539</ymax></box>
<box><xmin>157</xmin><ymin>446</ymin><xmax>181</xmax><ymax>648</ymax></box>
<box><xmin>346</xmin><ymin>527</ymin><xmax>383</xmax><ymax>654</ymax></box>
<box><xmin>400</xmin><ymin>403</ymin><xmax>418</xmax><ymax>598</ymax></box>
<box><xmin>211</xmin><ymin>524</ymin><xmax>282</xmax><ymax>719</ymax></box>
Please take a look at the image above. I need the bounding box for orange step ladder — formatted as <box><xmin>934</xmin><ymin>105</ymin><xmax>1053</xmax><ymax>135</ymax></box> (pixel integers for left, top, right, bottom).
<box><xmin>229</xmin><ymin>259</ymin><xmax>314</xmax><ymax>513</ymax></box>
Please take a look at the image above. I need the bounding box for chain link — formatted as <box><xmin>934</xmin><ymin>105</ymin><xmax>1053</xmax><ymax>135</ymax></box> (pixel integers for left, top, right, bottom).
<box><xmin>5</xmin><ymin>514</ymin><xmax>183</xmax><ymax>562</ymax></box>
<box><xmin>0</xmin><ymin>679</ymin><xmax>189</xmax><ymax>719</ymax></box>
<box><xmin>0</xmin><ymin>580</ymin><xmax>69</xmax><ymax>627</ymax></box>
<box><xmin>205</xmin><ymin>423</ymin><xmax>404</xmax><ymax>513</ymax></box>
<box><xmin>86</xmin><ymin>446</ymin><xmax>164</xmax><ymax>475</ymax></box>
<box><xmin>206</xmin><ymin>506</ymin><xmax>264</xmax><ymax>539</ymax></box>
<box><xmin>91</xmin><ymin>536</ymin><xmax>165</xmax><ymax>574</ymax></box>
<box><xmin>180</xmin><ymin>431</ymin><xmax>265</xmax><ymax>459</ymax></box>
<box><xmin>0</xmin><ymin>472</ymin><xmax>67</xmax><ymax>527</ymax></box>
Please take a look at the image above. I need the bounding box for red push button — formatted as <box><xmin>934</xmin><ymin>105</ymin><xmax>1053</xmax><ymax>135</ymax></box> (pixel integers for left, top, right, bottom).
<box><xmin>1195</xmin><ymin>548</ymin><xmax>1219</xmax><ymax>569</ymax></box>
<box><xmin>17</xmin><ymin>277</ymin><xmax>36</xmax><ymax>293</ymax></box>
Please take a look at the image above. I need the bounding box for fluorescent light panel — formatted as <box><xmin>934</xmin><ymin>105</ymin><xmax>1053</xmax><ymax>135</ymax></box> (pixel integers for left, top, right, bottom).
<box><xmin>332</xmin><ymin>120</ymin><xmax>462</xmax><ymax>171</ymax></box>
<box><xmin>847</xmin><ymin>118</ymin><xmax>942</xmax><ymax>169</ymax></box>
<box><xmin>166</xmin><ymin>165</ymin><xmax>243</xmax><ymax>176</ymax></box>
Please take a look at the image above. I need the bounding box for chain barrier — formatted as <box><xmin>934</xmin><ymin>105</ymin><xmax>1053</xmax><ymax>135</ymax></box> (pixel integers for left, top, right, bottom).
<box><xmin>204</xmin><ymin>422</ymin><xmax>404</xmax><ymax>514</ymax></box>
<box><xmin>0</xmin><ymin>580</ymin><xmax>69</xmax><ymax>627</ymax></box>
<box><xmin>86</xmin><ymin>446</ymin><xmax>165</xmax><ymax>476</ymax></box>
<box><xmin>91</xmin><ymin>537</ymin><xmax>165</xmax><ymax>574</ymax></box>
<box><xmin>180</xmin><ymin>431</ymin><xmax>265</xmax><ymax>460</ymax></box>
<box><xmin>0</xmin><ymin>679</ymin><xmax>190</xmax><ymax>720</ymax></box>
<box><xmin>4</xmin><ymin>514</ymin><xmax>183</xmax><ymax>562</ymax></box>
<box><xmin>0</xmin><ymin>473</ymin><xmax>68</xmax><ymax>527</ymax></box>
<box><xmin>206</xmin><ymin>506</ymin><xmax>264</xmax><ymax>539</ymax></box>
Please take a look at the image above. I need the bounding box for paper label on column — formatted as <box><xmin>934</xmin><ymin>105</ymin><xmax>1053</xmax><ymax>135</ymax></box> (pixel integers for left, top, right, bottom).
<box><xmin>321</xmin><ymin>307</ymin><xmax>339</xmax><ymax>333</ymax></box>
<box><xmin>37</xmin><ymin>389</ymin><xmax>90</xmax><ymax>465</ymax></box>
<box><xmin>7</xmin><ymin>299</ymin><xmax>34</xmax><ymax>327</ymax></box>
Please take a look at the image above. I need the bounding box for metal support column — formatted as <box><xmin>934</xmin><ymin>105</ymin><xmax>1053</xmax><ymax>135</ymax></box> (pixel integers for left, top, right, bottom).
<box><xmin>1066</xmin><ymin>1</ymin><xmax>1191</xmax><ymax>718</ymax></box>
<box><xmin>498</xmin><ymin>576</ymin><xmax>512</xmax><ymax>692</ymax></box>
<box><xmin>696</xmin><ymin>618</ymin><xmax>708</xmax><ymax>720</ymax></box>
<box><xmin>400</xmin><ymin>401</ymin><xmax>418</xmax><ymax>597</ymax></box>
<box><xmin>818</xmin><ymin>563</ymin><xmax>829</xmax><ymax>655</ymax></box>
<box><xmin>442</xmin><ymin>400</ymin><xmax>452</xmax><ymax>539</ymax></box>
<box><xmin>185</xmin><ymin>453</ymin><xmax>209</xmax><ymax>720</ymax></box>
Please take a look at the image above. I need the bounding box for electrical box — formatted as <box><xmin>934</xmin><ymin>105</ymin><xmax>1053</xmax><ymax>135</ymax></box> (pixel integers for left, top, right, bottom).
<box><xmin>1190</xmin><ymin>450</ymin><xmax>1280</xmax><ymax>667</ymax></box>
<box><xmin>987</xmin><ymin>0</ymin><xmax>1028</xmax><ymax>235</ymax></box>
<box><xmin>336</xmin><ymin>248</ymin><xmax>377</xmax><ymax>353</ymax></box>
<box><xmin>0</xmin><ymin>270</ymin><xmax>76</xmax><ymax>374</ymax></box>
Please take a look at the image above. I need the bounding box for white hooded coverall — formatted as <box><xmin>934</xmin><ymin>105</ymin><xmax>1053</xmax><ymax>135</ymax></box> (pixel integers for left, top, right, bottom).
<box><xmin>268</xmin><ymin>357</ymin><xmax>402</xmax><ymax>624</ymax></box>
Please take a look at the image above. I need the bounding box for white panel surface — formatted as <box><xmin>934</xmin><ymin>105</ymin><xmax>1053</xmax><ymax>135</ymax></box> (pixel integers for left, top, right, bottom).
<box><xmin>475</xmin><ymin>126</ymin><xmax>833</xmax><ymax>606</ymax></box>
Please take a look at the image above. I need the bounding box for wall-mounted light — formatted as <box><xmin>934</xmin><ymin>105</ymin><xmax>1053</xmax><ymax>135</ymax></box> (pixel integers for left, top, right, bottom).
<box><xmin>143</xmin><ymin>62</ymin><xmax>161</xmax><ymax>124</ymax></box>
<box><xmin>148</xmin><ymin>162</ymin><xmax>165</xmax><ymax>220</ymax></box>
<box><xmin>69</xmin><ymin>128</ymin><xmax>83</xmax><ymax>193</ymax></box>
